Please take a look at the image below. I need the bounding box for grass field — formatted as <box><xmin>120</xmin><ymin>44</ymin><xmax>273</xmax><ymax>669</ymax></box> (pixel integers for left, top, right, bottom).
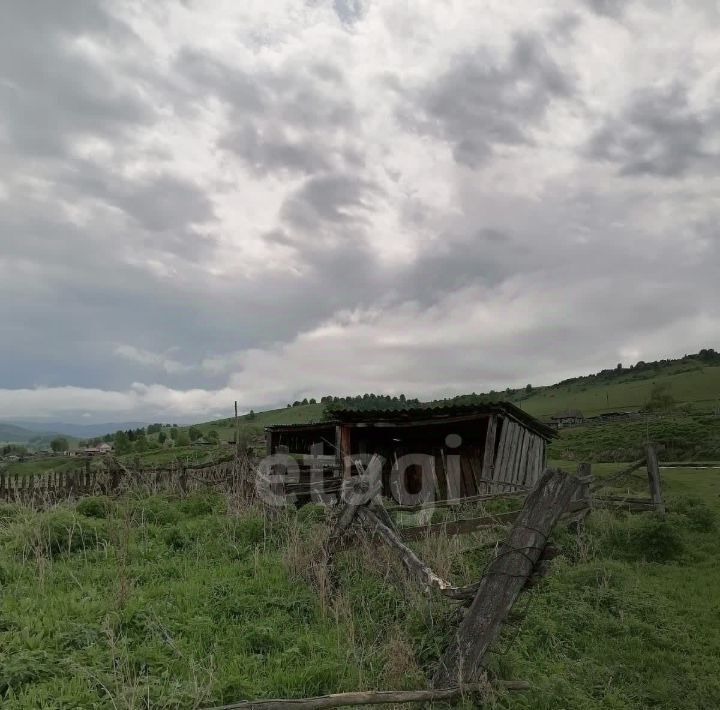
<box><xmin>1</xmin><ymin>462</ymin><xmax>718</xmax><ymax>708</ymax></box>
<box><xmin>519</xmin><ymin>362</ymin><xmax>720</xmax><ymax>418</ymax></box>
<box><xmin>548</xmin><ymin>413</ymin><xmax>720</xmax><ymax>462</ymax></box>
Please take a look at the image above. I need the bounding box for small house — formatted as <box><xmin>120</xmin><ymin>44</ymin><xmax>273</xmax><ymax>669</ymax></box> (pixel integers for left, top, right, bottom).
<box><xmin>265</xmin><ymin>402</ymin><xmax>556</xmax><ymax>504</ymax></box>
<box><xmin>84</xmin><ymin>442</ymin><xmax>113</xmax><ymax>456</ymax></box>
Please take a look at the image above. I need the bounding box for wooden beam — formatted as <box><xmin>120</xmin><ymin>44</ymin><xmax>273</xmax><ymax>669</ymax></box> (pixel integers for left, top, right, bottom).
<box><xmin>357</xmin><ymin>506</ymin><xmax>483</xmax><ymax>599</ymax></box>
<box><xmin>207</xmin><ymin>681</ymin><xmax>530</xmax><ymax>709</ymax></box>
<box><xmin>590</xmin><ymin>459</ymin><xmax>646</xmax><ymax>492</ymax></box>
<box><xmin>645</xmin><ymin>444</ymin><xmax>665</xmax><ymax>514</ymax></box>
<box><xmin>433</xmin><ymin>469</ymin><xmax>581</xmax><ymax>688</ymax></box>
<box><xmin>482</xmin><ymin>415</ymin><xmax>498</xmax><ymax>480</ymax></box>
<box><xmin>337</xmin><ymin>425</ymin><xmax>352</xmax><ymax>480</ymax></box>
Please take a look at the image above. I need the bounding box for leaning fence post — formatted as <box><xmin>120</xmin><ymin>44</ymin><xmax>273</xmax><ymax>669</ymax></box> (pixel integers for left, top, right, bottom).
<box><xmin>645</xmin><ymin>444</ymin><xmax>665</xmax><ymax>514</ymax></box>
<box><xmin>576</xmin><ymin>462</ymin><xmax>593</xmax><ymax>510</ymax></box>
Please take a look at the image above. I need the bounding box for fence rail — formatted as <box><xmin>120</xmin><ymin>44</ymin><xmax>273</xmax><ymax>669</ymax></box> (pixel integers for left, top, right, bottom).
<box><xmin>0</xmin><ymin>459</ymin><xmax>243</xmax><ymax>504</ymax></box>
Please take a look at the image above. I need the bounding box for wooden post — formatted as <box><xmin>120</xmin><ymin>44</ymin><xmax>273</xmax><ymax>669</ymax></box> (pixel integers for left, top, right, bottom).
<box><xmin>339</xmin><ymin>425</ymin><xmax>352</xmax><ymax>480</ymax></box>
<box><xmin>645</xmin><ymin>444</ymin><xmax>665</xmax><ymax>514</ymax></box>
<box><xmin>481</xmin><ymin>415</ymin><xmax>497</xmax><ymax>481</ymax></box>
<box><xmin>265</xmin><ymin>429</ymin><xmax>273</xmax><ymax>457</ymax></box>
<box><xmin>234</xmin><ymin>400</ymin><xmax>240</xmax><ymax>458</ymax></box>
<box><xmin>433</xmin><ymin>469</ymin><xmax>580</xmax><ymax>688</ymax></box>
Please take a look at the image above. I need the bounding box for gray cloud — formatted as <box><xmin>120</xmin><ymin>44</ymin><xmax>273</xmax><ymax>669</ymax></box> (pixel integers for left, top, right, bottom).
<box><xmin>587</xmin><ymin>84</ymin><xmax>719</xmax><ymax>177</ymax></box>
<box><xmin>0</xmin><ymin>1</ymin><xmax>718</xmax><ymax>423</ymax></box>
<box><xmin>333</xmin><ymin>0</ymin><xmax>366</xmax><ymax>25</ymax></box>
<box><xmin>405</xmin><ymin>34</ymin><xmax>572</xmax><ymax>166</ymax></box>
<box><xmin>0</xmin><ymin>1</ymin><xmax>153</xmax><ymax>160</ymax></box>
<box><xmin>176</xmin><ymin>50</ymin><xmax>360</xmax><ymax>177</ymax></box>
<box><xmin>583</xmin><ymin>0</ymin><xmax>625</xmax><ymax>18</ymax></box>
<box><xmin>280</xmin><ymin>173</ymin><xmax>379</xmax><ymax>231</ymax></box>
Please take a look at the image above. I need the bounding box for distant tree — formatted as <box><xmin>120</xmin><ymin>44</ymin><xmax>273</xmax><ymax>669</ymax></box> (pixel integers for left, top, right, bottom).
<box><xmin>158</xmin><ymin>431</ymin><xmax>167</xmax><ymax>445</ymax></box>
<box><xmin>103</xmin><ymin>433</ymin><xmax>112</xmax><ymax>442</ymax></box>
<box><xmin>616</xmin><ymin>363</ymin><xmax>623</xmax><ymax>371</ymax></box>
<box><xmin>247</xmin><ymin>410</ymin><xmax>256</xmax><ymax>421</ymax></box>
<box><xmin>134</xmin><ymin>436</ymin><xmax>148</xmax><ymax>453</ymax></box>
<box><xmin>302</xmin><ymin>398</ymin><xmax>309</xmax><ymax>405</ymax></box>
<box><xmin>50</xmin><ymin>437</ymin><xmax>69</xmax><ymax>453</ymax></box>
<box><xmin>644</xmin><ymin>383</ymin><xmax>676</xmax><ymax>412</ymax></box>
<box><xmin>207</xmin><ymin>429</ymin><xmax>219</xmax><ymax>442</ymax></box>
<box><xmin>525</xmin><ymin>384</ymin><xmax>533</xmax><ymax>393</ymax></box>
<box><xmin>188</xmin><ymin>426</ymin><xmax>203</xmax><ymax>442</ymax></box>
<box><xmin>147</xmin><ymin>423</ymin><xmax>162</xmax><ymax>434</ymax></box>
<box><xmin>309</xmin><ymin>398</ymin><xmax>316</xmax><ymax>404</ymax></box>
<box><xmin>170</xmin><ymin>427</ymin><xmax>179</xmax><ymax>441</ymax></box>
<box><xmin>176</xmin><ymin>431</ymin><xmax>190</xmax><ymax>447</ymax></box>
<box><xmin>114</xmin><ymin>431</ymin><xmax>131</xmax><ymax>455</ymax></box>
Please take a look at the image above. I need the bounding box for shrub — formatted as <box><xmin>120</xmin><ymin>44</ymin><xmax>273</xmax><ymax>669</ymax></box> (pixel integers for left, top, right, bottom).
<box><xmin>10</xmin><ymin>509</ymin><xmax>110</xmax><ymax>558</ymax></box>
<box><xmin>76</xmin><ymin>495</ymin><xmax>113</xmax><ymax>519</ymax></box>
<box><xmin>127</xmin><ymin>496</ymin><xmax>178</xmax><ymax>525</ymax></box>
<box><xmin>630</xmin><ymin>514</ymin><xmax>685</xmax><ymax>562</ymax></box>
<box><xmin>685</xmin><ymin>505</ymin><xmax>717</xmax><ymax>532</ymax></box>
<box><xmin>178</xmin><ymin>492</ymin><xmax>221</xmax><ymax>517</ymax></box>
<box><xmin>162</xmin><ymin>525</ymin><xmax>190</xmax><ymax>551</ymax></box>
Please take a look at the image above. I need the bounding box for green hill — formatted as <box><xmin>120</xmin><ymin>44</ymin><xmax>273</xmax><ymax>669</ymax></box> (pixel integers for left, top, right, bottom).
<box><xmin>0</xmin><ymin>422</ymin><xmax>77</xmax><ymax>450</ymax></box>
<box><xmin>519</xmin><ymin>361</ymin><xmax>720</xmax><ymax>419</ymax></box>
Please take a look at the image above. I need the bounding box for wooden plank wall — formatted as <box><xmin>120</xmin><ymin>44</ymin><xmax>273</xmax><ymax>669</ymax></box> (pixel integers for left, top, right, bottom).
<box><xmin>491</xmin><ymin>418</ymin><xmax>545</xmax><ymax>491</ymax></box>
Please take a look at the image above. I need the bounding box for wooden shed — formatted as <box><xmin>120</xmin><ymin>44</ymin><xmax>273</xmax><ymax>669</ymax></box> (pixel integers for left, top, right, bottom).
<box><xmin>265</xmin><ymin>402</ymin><xmax>556</xmax><ymax>503</ymax></box>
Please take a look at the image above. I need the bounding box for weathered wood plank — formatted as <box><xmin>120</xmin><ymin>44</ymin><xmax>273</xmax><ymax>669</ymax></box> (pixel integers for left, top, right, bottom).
<box><xmin>513</xmin><ymin>429</ymin><xmax>530</xmax><ymax>486</ymax></box>
<box><xmin>645</xmin><ymin>444</ymin><xmax>665</xmax><ymax>513</ymax></box>
<box><xmin>482</xmin><ymin>415</ymin><xmax>498</xmax><ymax>481</ymax></box>
<box><xmin>208</xmin><ymin>681</ymin><xmax>530</xmax><ymax>709</ymax></box>
<box><xmin>492</xmin><ymin>420</ymin><xmax>511</xmax><ymax>486</ymax></box>
<box><xmin>433</xmin><ymin>469</ymin><xmax>581</xmax><ymax>688</ymax></box>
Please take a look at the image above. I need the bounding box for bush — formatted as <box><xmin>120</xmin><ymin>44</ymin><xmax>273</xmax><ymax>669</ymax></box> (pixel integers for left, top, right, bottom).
<box><xmin>630</xmin><ymin>514</ymin><xmax>685</xmax><ymax>562</ymax></box>
<box><xmin>163</xmin><ymin>525</ymin><xmax>190</xmax><ymax>551</ymax></box>
<box><xmin>76</xmin><ymin>496</ymin><xmax>113</xmax><ymax>519</ymax></box>
<box><xmin>674</xmin><ymin>497</ymin><xmax>717</xmax><ymax>532</ymax></box>
<box><xmin>178</xmin><ymin>492</ymin><xmax>221</xmax><ymax>517</ymax></box>
<box><xmin>127</xmin><ymin>496</ymin><xmax>178</xmax><ymax>525</ymax></box>
<box><xmin>10</xmin><ymin>509</ymin><xmax>110</xmax><ymax>558</ymax></box>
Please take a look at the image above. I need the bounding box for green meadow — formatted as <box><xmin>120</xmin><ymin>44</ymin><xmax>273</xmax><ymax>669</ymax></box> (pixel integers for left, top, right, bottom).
<box><xmin>1</xmin><ymin>461</ymin><xmax>718</xmax><ymax>709</ymax></box>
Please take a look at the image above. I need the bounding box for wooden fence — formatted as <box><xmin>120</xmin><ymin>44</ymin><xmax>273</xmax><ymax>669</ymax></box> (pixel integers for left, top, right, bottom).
<box><xmin>0</xmin><ymin>458</ymin><xmax>242</xmax><ymax>505</ymax></box>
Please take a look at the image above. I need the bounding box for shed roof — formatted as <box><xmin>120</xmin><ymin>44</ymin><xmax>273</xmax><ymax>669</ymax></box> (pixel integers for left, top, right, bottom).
<box><xmin>266</xmin><ymin>401</ymin><xmax>556</xmax><ymax>440</ymax></box>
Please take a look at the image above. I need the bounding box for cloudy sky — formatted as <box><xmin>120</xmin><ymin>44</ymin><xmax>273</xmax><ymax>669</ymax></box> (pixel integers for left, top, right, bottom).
<box><xmin>1</xmin><ymin>0</ymin><xmax>719</xmax><ymax>423</ymax></box>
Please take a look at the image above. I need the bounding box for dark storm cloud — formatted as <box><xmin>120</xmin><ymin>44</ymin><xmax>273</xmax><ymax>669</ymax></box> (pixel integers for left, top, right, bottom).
<box><xmin>406</xmin><ymin>34</ymin><xmax>572</xmax><ymax>167</ymax></box>
<box><xmin>395</xmin><ymin>229</ymin><xmax>517</xmax><ymax>304</ymax></box>
<box><xmin>587</xmin><ymin>84</ymin><xmax>719</xmax><ymax>177</ymax></box>
<box><xmin>176</xmin><ymin>50</ymin><xmax>359</xmax><ymax>177</ymax></box>
<box><xmin>0</xmin><ymin>1</ymin><xmax>153</xmax><ymax>160</ymax></box>
<box><xmin>583</xmin><ymin>0</ymin><xmax>625</xmax><ymax>18</ymax></box>
<box><xmin>280</xmin><ymin>173</ymin><xmax>378</xmax><ymax>230</ymax></box>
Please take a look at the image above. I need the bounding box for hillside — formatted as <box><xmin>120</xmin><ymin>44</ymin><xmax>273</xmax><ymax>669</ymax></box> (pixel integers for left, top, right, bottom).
<box><xmin>0</xmin><ymin>422</ymin><xmax>73</xmax><ymax>449</ymax></box>
<box><xmin>518</xmin><ymin>361</ymin><xmax>720</xmax><ymax>419</ymax></box>
<box><xmin>192</xmin><ymin>354</ymin><xmax>720</xmax><ymax>433</ymax></box>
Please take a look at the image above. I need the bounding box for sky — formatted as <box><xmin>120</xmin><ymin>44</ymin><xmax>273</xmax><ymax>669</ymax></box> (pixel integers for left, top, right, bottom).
<box><xmin>1</xmin><ymin>0</ymin><xmax>719</xmax><ymax>424</ymax></box>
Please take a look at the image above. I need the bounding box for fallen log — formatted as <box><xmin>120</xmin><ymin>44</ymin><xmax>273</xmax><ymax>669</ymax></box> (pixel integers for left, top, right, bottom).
<box><xmin>207</xmin><ymin>681</ymin><xmax>530</xmax><ymax>709</ymax></box>
<box><xmin>433</xmin><ymin>468</ymin><xmax>581</xmax><ymax>688</ymax></box>
<box><xmin>356</xmin><ymin>506</ymin><xmax>483</xmax><ymax>600</ymax></box>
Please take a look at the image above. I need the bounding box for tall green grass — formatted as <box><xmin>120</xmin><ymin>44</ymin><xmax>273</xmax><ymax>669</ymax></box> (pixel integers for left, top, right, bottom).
<box><xmin>1</xmin><ymin>466</ymin><xmax>719</xmax><ymax>708</ymax></box>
